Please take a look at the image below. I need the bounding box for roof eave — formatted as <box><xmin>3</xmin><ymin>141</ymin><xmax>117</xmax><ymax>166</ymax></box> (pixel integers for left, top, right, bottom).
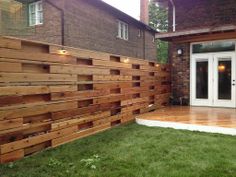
<box><xmin>155</xmin><ymin>25</ymin><xmax>236</xmax><ymax>41</ymax></box>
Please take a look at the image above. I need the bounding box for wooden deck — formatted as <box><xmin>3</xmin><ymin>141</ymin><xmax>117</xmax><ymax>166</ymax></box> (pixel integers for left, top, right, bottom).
<box><xmin>136</xmin><ymin>106</ymin><xmax>236</xmax><ymax>135</ymax></box>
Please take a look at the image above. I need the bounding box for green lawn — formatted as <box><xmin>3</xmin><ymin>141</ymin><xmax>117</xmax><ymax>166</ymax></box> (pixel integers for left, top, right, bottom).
<box><xmin>1</xmin><ymin>123</ymin><xmax>236</xmax><ymax>177</ymax></box>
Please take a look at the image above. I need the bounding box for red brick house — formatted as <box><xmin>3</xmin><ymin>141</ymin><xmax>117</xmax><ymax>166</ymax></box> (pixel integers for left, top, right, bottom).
<box><xmin>0</xmin><ymin>0</ymin><xmax>156</xmax><ymax>60</ymax></box>
<box><xmin>156</xmin><ymin>0</ymin><xmax>236</xmax><ymax>108</ymax></box>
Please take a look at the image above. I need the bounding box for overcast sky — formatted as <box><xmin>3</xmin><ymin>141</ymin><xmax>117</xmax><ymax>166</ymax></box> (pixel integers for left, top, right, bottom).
<box><xmin>103</xmin><ymin>0</ymin><xmax>141</xmax><ymax>20</ymax></box>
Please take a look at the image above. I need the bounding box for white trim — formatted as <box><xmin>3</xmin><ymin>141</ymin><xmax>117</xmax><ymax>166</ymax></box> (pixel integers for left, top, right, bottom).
<box><xmin>191</xmin><ymin>38</ymin><xmax>236</xmax><ymax>46</ymax></box>
<box><xmin>190</xmin><ymin>39</ymin><xmax>236</xmax><ymax>108</ymax></box>
<box><xmin>213</xmin><ymin>53</ymin><xmax>236</xmax><ymax>107</ymax></box>
<box><xmin>136</xmin><ymin>118</ymin><xmax>236</xmax><ymax>136</ymax></box>
<box><xmin>191</xmin><ymin>55</ymin><xmax>213</xmax><ymax>106</ymax></box>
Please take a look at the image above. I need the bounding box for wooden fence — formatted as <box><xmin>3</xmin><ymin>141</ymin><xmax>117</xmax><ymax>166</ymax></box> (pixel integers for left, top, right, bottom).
<box><xmin>0</xmin><ymin>36</ymin><xmax>170</xmax><ymax>163</ymax></box>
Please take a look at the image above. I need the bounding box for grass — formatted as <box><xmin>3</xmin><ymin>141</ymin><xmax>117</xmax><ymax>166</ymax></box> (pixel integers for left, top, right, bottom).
<box><xmin>0</xmin><ymin>123</ymin><xmax>236</xmax><ymax>177</ymax></box>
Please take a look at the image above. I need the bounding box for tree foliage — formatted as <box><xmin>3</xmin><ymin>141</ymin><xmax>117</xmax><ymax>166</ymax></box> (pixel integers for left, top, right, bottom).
<box><xmin>149</xmin><ymin>0</ymin><xmax>169</xmax><ymax>63</ymax></box>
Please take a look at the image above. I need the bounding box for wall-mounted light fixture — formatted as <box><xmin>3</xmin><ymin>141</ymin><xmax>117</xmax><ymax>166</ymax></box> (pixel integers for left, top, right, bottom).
<box><xmin>156</xmin><ymin>64</ymin><xmax>160</xmax><ymax>67</ymax></box>
<box><xmin>123</xmin><ymin>58</ymin><xmax>130</xmax><ymax>63</ymax></box>
<box><xmin>148</xmin><ymin>104</ymin><xmax>154</xmax><ymax>108</ymax></box>
<box><xmin>57</xmin><ymin>47</ymin><xmax>68</xmax><ymax>55</ymax></box>
<box><xmin>177</xmin><ymin>48</ymin><xmax>183</xmax><ymax>56</ymax></box>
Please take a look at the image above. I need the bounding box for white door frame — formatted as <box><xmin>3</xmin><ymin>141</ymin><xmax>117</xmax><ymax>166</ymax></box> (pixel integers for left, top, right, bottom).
<box><xmin>213</xmin><ymin>53</ymin><xmax>236</xmax><ymax>107</ymax></box>
<box><xmin>190</xmin><ymin>39</ymin><xmax>236</xmax><ymax>108</ymax></box>
<box><xmin>190</xmin><ymin>54</ymin><xmax>213</xmax><ymax>106</ymax></box>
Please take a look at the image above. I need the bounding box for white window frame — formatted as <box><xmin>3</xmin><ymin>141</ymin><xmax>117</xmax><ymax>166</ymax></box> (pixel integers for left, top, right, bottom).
<box><xmin>29</xmin><ymin>0</ymin><xmax>43</xmax><ymax>26</ymax></box>
<box><xmin>138</xmin><ymin>29</ymin><xmax>142</xmax><ymax>38</ymax></box>
<box><xmin>118</xmin><ymin>20</ymin><xmax>128</xmax><ymax>40</ymax></box>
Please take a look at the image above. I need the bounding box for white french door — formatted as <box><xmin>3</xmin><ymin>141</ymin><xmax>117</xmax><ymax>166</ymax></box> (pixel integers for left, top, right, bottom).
<box><xmin>191</xmin><ymin>52</ymin><xmax>236</xmax><ymax>108</ymax></box>
<box><xmin>213</xmin><ymin>53</ymin><xmax>236</xmax><ymax>107</ymax></box>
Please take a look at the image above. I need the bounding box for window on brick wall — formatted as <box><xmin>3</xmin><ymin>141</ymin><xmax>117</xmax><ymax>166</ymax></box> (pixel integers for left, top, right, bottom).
<box><xmin>118</xmin><ymin>20</ymin><xmax>128</xmax><ymax>40</ymax></box>
<box><xmin>29</xmin><ymin>1</ymin><xmax>43</xmax><ymax>26</ymax></box>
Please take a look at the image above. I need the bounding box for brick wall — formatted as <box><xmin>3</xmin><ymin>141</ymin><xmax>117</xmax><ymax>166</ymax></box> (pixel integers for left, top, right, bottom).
<box><xmin>167</xmin><ymin>0</ymin><xmax>236</xmax><ymax>105</ymax></box>
<box><xmin>170</xmin><ymin>42</ymin><xmax>190</xmax><ymax>105</ymax></box>
<box><xmin>0</xmin><ymin>10</ymin><xmax>2</xmax><ymax>35</ymax></box>
<box><xmin>168</xmin><ymin>0</ymin><xmax>236</xmax><ymax>31</ymax></box>
<box><xmin>17</xmin><ymin>1</ymin><xmax>63</xmax><ymax>45</ymax></box>
<box><xmin>140</xmin><ymin>0</ymin><xmax>149</xmax><ymax>24</ymax></box>
<box><xmin>0</xmin><ymin>3</ymin><xmax>27</xmax><ymax>36</ymax></box>
<box><xmin>0</xmin><ymin>0</ymin><xmax>157</xmax><ymax>61</ymax></box>
<box><xmin>144</xmin><ymin>31</ymin><xmax>157</xmax><ymax>61</ymax></box>
<box><xmin>64</xmin><ymin>0</ymin><xmax>156</xmax><ymax>60</ymax></box>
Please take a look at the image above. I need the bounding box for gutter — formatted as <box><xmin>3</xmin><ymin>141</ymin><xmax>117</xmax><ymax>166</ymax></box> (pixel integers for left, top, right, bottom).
<box><xmin>45</xmin><ymin>0</ymin><xmax>65</xmax><ymax>45</ymax></box>
<box><xmin>169</xmin><ymin>0</ymin><xmax>176</xmax><ymax>32</ymax></box>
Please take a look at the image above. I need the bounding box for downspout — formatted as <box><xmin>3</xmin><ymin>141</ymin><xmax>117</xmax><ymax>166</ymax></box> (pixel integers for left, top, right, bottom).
<box><xmin>143</xmin><ymin>30</ymin><xmax>146</xmax><ymax>59</ymax></box>
<box><xmin>45</xmin><ymin>0</ymin><xmax>65</xmax><ymax>45</ymax></box>
<box><xmin>168</xmin><ymin>0</ymin><xmax>176</xmax><ymax>105</ymax></box>
<box><xmin>169</xmin><ymin>0</ymin><xmax>176</xmax><ymax>32</ymax></box>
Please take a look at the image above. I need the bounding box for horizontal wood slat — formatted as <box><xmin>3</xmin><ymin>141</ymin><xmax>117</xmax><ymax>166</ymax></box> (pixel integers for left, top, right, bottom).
<box><xmin>0</xmin><ymin>38</ymin><xmax>21</xmax><ymax>50</ymax></box>
<box><xmin>0</xmin><ymin>36</ymin><xmax>170</xmax><ymax>163</ymax></box>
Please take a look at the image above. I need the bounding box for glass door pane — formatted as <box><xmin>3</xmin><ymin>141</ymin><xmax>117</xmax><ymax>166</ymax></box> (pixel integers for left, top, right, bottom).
<box><xmin>196</xmin><ymin>61</ymin><xmax>208</xmax><ymax>99</ymax></box>
<box><xmin>213</xmin><ymin>53</ymin><xmax>235</xmax><ymax>108</ymax></box>
<box><xmin>218</xmin><ymin>60</ymin><xmax>231</xmax><ymax>100</ymax></box>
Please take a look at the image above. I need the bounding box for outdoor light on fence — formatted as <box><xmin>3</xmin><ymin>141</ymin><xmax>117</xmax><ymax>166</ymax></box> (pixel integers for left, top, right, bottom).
<box><xmin>58</xmin><ymin>48</ymin><xmax>68</xmax><ymax>55</ymax></box>
<box><xmin>156</xmin><ymin>64</ymin><xmax>160</xmax><ymax>67</ymax></box>
<box><xmin>123</xmin><ymin>58</ymin><xmax>130</xmax><ymax>63</ymax></box>
<box><xmin>148</xmin><ymin>104</ymin><xmax>154</xmax><ymax>108</ymax></box>
<box><xmin>177</xmin><ymin>48</ymin><xmax>183</xmax><ymax>56</ymax></box>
